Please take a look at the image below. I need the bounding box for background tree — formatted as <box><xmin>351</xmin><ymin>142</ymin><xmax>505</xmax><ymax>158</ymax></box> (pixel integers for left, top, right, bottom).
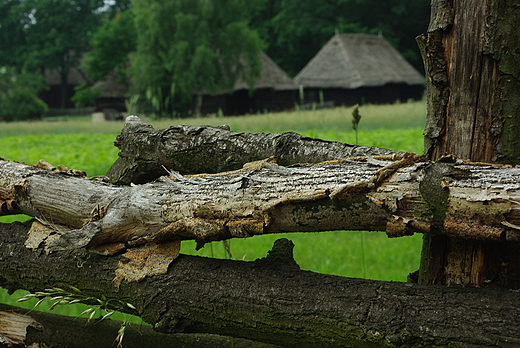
<box><xmin>129</xmin><ymin>0</ymin><xmax>264</xmax><ymax>117</ymax></box>
<box><xmin>20</xmin><ymin>0</ymin><xmax>105</xmax><ymax>108</ymax></box>
<box><xmin>0</xmin><ymin>0</ymin><xmax>106</xmax><ymax>108</ymax></box>
<box><xmin>0</xmin><ymin>68</ymin><xmax>48</xmax><ymax>121</ymax></box>
<box><xmin>1</xmin><ymin>0</ymin><xmax>430</xmax><ymax>116</ymax></box>
<box><xmin>82</xmin><ymin>10</ymin><xmax>136</xmax><ymax>82</ymax></box>
<box><xmin>0</xmin><ymin>0</ymin><xmax>25</xmax><ymax>68</ymax></box>
<box><xmin>103</xmin><ymin>0</ymin><xmax>133</xmax><ymax>15</ymax></box>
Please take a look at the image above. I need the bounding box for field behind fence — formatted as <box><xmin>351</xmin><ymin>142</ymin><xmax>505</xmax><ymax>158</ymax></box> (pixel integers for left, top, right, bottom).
<box><xmin>0</xmin><ymin>101</ymin><xmax>426</xmax><ymax>317</ymax></box>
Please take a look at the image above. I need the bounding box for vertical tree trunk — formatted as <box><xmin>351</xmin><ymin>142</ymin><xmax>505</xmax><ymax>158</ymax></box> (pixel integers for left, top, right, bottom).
<box><xmin>417</xmin><ymin>0</ymin><xmax>520</xmax><ymax>288</ymax></box>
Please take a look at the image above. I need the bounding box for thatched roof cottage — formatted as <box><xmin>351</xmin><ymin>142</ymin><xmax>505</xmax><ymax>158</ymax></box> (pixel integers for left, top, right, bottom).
<box><xmin>41</xmin><ymin>66</ymin><xmax>89</xmax><ymax>109</ymax></box>
<box><xmin>294</xmin><ymin>33</ymin><xmax>425</xmax><ymax>106</ymax></box>
<box><xmin>43</xmin><ymin>52</ymin><xmax>297</xmax><ymax>117</ymax></box>
<box><xmin>91</xmin><ymin>74</ymin><xmax>129</xmax><ymax>115</ymax></box>
<box><xmin>197</xmin><ymin>52</ymin><xmax>297</xmax><ymax>115</ymax></box>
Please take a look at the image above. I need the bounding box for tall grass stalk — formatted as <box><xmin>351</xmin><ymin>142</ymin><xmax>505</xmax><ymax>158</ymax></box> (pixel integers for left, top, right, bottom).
<box><xmin>351</xmin><ymin>104</ymin><xmax>361</xmax><ymax>144</ymax></box>
<box><xmin>350</xmin><ymin>104</ymin><xmax>366</xmax><ymax>279</ymax></box>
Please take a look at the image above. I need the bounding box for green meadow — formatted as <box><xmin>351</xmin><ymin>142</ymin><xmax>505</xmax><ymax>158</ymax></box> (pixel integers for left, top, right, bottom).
<box><xmin>0</xmin><ymin>101</ymin><xmax>426</xmax><ymax>317</ymax></box>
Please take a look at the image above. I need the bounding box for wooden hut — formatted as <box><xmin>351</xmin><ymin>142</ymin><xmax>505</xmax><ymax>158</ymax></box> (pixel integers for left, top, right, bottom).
<box><xmin>91</xmin><ymin>73</ymin><xmax>129</xmax><ymax>119</ymax></box>
<box><xmin>40</xmin><ymin>66</ymin><xmax>88</xmax><ymax>109</ymax></box>
<box><xmin>197</xmin><ymin>52</ymin><xmax>297</xmax><ymax>116</ymax></box>
<box><xmin>294</xmin><ymin>33</ymin><xmax>425</xmax><ymax>106</ymax></box>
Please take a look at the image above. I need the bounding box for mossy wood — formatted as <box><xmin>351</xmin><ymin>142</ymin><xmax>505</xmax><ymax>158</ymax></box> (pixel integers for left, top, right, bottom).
<box><xmin>0</xmin><ymin>303</ymin><xmax>280</xmax><ymax>348</ymax></box>
<box><xmin>1</xmin><ymin>223</ymin><xmax>520</xmax><ymax>348</ymax></box>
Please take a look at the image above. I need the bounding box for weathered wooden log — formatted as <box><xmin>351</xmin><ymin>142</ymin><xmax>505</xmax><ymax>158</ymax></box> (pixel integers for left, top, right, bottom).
<box><xmin>2</xmin><ymin>154</ymin><xmax>520</xmax><ymax>252</ymax></box>
<box><xmin>417</xmin><ymin>0</ymin><xmax>520</xmax><ymax>288</ymax></box>
<box><xmin>106</xmin><ymin>116</ymin><xmax>399</xmax><ymax>185</ymax></box>
<box><xmin>1</xmin><ymin>222</ymin><xmax>520</xmax><ymax>348</ymax></box>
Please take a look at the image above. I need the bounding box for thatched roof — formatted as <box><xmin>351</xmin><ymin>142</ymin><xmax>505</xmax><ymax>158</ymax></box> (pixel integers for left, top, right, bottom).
<box><xmin>92</xmin><ymin>73</ymin><xmax>129</xmax><ymax>98</ymax></box>
<box><xmin>294</xmin><ymin>33</ymin><xmax>424</xmax><ymax>89</ymax></box>
<box><xmin>44</xmin><ymin>66</ymin><xmax>89</xmax><ymax>86</ymax></box>
<box><xmin>233</xmin><ymin>52</ymin><xmax>297</xmax><ymax>91</ymax></box>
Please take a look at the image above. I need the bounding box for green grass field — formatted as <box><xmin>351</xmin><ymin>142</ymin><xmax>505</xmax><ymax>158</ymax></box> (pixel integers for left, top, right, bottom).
<box><xmin>0</xmin><ymin>101</ymin><xmax>426</xmax><ymax>318</ymax></box>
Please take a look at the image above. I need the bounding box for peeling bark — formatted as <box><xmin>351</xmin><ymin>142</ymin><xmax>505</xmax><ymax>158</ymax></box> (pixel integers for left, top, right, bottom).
<box><xmin>3</xmin><ymin>156</ymin><xmax>520</xmax><ymax>252</ymax></box>
<box><xmin>2</xmin><ymin>153</ymin><xmax>520</xmax><ymax>286</ymax></box>
<box><xmin>1</xmin><ymin>223</ymin><xmax>520</xmax><ymax>348</ymax></box>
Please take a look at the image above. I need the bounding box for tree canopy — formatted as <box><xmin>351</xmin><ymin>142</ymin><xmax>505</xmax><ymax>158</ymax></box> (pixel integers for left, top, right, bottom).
<box><xmin>82</xmin><ymin>9</ymin><xmax>136</xmax><ymax>83</ymax></box>
<box><xmin>128</xmin><ymin>0</ymin><xmax>264</xmax><ymax>117</ymax></box>
<box><xmin>0</xmin><ymin>0</ymin><xmax>106</xmax><ymax>109</ymax></box>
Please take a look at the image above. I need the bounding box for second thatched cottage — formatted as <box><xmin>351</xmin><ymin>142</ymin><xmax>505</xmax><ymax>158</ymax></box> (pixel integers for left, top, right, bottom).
<box><xmin>196</xmin><ymin>52</ymin><xmax>298</xmax><ymax>115</ymax></box>
<box><xmin>294</xmin><ymin>33</ymin><xmax>425</xmax><ymax>106</ymax></box>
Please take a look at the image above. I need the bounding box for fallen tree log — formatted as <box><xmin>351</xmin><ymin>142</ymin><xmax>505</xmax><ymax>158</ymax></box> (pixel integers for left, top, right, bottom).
<box><xmin>1</xmin><ymin>222</ymin><xmax>520</xmax><ymax>348</ymax></box>
<box><xmin>106</xmin><ymin>116</ymin><xmax>398</xmax><ymax>185</ymax></box>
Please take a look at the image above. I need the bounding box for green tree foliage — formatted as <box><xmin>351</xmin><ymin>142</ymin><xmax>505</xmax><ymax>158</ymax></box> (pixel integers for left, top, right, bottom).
<box><xmin>250</xmin><ymin>0</ymin><xmax>430</xmax><ymax>76</ymax></box>
<box><xmin>71</xmin><ymin>83</ymin><xmax>101</xmax><ymax>108</ymax></box>
<box><xmin>1</xmin><ymin>0</ymin><xmax>429</xmax><ymax>117</ymax></box>
<box><xmin>0</xmin><ymin>0</ymin><xmax>106</xmax><ymax>108</ymax></box>
<box><xmin>0</xmin><ymin>68</ymin><xmax>48</xmax><ymax>121</ymax></box>
<box><xmin>129</xmin><ymin>0</ymin><xmax>265</xmax><ymax>117</ymax></box>
<box><xmin>0</xmin><ymin>0</ymin><xmax>25</xmax><ymax>68</ymax></box>
<box><xmin>83</xmin><ymin>10</ymin><xmax>137</xmax><ymax>82</ymax></box>
<box><xmin>103</xmin><ymin>0</ymin><xmax>132</xmax><ymax>16</ymax></box>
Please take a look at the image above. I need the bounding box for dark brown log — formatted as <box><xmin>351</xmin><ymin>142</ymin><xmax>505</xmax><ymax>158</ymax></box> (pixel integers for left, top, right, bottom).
<box><xmin>417</xmin><ymin>0</ymin><xmax>520</xmax><ymax>288</ymax></box>
<box><xmin>1</xmin><ymin>222</ymin><xmax>520</xmax><ymax>348</ymax></box>
<box><xmin>106</xmin><ymin>116</ymin><xmax>398</xmax><ymax>185</ymax></box>
<box><xmin>0</xmin><ymin>304</ymin><xmax>281</xmax><ymax>348</ymax></box>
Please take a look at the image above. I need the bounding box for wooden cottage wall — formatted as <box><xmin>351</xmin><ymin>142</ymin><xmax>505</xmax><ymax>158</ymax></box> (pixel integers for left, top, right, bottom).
<box><xmin>302</xmin><ymin>83</ymin><xmax>424</xmax><ymax>107</ymax></box>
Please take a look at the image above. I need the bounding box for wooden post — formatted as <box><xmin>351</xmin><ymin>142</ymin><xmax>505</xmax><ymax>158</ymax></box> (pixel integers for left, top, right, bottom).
<box><xmin>417</xmin><ymin>0</ymin><xmax>520</xmax><ymax>288</ymax></box>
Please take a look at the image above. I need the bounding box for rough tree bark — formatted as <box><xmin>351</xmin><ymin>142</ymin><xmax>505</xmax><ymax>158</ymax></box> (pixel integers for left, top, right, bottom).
<box><xmin>417</xmin><ymin>0</ymin><xmax>520</xmax><ymax>287</ymax></box>
<box><xmin>1</xmin><ymin>223</ymin><xmax>520</xmax><ymax>348</ymax></box>
<box><xmin>105</xmin><ymin>116</ymin><xmax>398</xmax><ymax>185</ymax></box>
<box><xmin>0</xmin><ymin>304</ymin><xmax>281</xmax><ymax>348</ymax></box>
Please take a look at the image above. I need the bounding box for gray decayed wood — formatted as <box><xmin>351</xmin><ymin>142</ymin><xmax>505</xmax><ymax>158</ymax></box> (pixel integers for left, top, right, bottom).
<box><xmin>2</xmin><ymin>153</ymin><xmax>520</xmax><ymax>255</ymax></box>
<box><xmin>1</xmin><ymin>223</ymin><xmax>519</xmax><ymax>348</ymax></box>
<box><xmin>105</xmin><ymin>116</ymin><xmax>398</xmax><ymax>185</ymax></box>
